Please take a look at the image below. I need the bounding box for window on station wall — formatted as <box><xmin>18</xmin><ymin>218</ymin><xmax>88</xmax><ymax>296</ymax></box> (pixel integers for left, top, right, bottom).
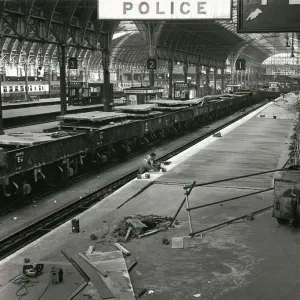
<box><xmin>3</xmin><ymin>86</ymin><xmax>7</xmax><ymax>93</ymax></box>
<box><xmin>20</xmin><ymin>86</ymin><xmax>24</xmax><ymax>92</ymax></box>
<box><xmin>34</xmin><ymin>86</ymin><xmax>37</xmax><ymax>91</ymax></box>
<box><xmin>39</xmin><ymin>85</ymin><xmax>41</xmax><ymax>91</ymax></box>
<box><xmin>29</xmin><ymin>86</ymin><xmax>32</xmax><ymax>91</ymax></box>
<box><xmin>9</xmin><ymin>86</ymin><xmax>13</xmax><ymax>92</ymax></box>
<box><xmin>15</xmin><ymin>86</ymin><xmax>19</xmax><ymax>92</ymax></box>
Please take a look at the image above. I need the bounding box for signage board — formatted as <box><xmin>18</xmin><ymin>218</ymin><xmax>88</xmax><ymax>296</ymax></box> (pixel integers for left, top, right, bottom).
<box><xmin>98</xmin><ymin>0</ymin><xmax>232</xmax><ymax>20</ymax></box>
<box><xmin>147</xmin><ymin>58</ymin><xmax>157</xmax><ymax>70</ymax></box>
<box><xmin>174</xmin><ymin>82</ymin><xmax>190</xmax><ymax>100</ymax></box>
<box><xmin>124</xmin><ymin>89</ymin><xmax>164</xmax><ymax>94</ymax></box>
<box><xmin>236</xmin><ymin>59</ymin><xmax>246</xmax><ymax>71</ymax></box>
<box><xmin>238</xmin><ymin>0</ymin><xmax>300</xmax><ymax>33</ymax></box>
<box><xmin>68</xmin><ymin>57</ymin><xmax>78</xmax><ymax>69</ymax></box>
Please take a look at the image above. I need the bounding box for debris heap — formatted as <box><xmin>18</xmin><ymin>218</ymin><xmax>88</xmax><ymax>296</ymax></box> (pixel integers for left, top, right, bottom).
<box><xmin>113</xmin><ymin>214</ymin><xmax>178</xmax><ymax>242</ymax></box>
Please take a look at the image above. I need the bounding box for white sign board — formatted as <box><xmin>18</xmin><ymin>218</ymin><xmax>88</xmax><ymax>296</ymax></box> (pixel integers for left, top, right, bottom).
<box><xmin>98</xmin><ymin>0</ymin><xmax>232</xmax><ymax>20</ymax></box>
<box><xmin>128</xmin><ymin>94</ymin><xmax>137</xmax><ymax>105</ymax></box>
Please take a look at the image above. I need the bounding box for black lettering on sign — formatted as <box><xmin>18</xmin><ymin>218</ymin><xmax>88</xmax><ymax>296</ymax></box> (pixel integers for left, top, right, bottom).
<box><xmin>123</xmin><ymin>2</ymin><xmax>133</xmax><ymax>14</ymax></box>
<box><xmin>139</xmin><ymin>2</ymin><xmax>149</xmax><ymax>14</ymax></box>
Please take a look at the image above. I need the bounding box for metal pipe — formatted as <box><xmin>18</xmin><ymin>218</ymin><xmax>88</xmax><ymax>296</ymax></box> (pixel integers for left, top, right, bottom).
<box><xmin>168</xmin><ymin>181</ymin><xmax>196</xmax><ymax>229</ymax></box>
<box><xmin>186</xmin><ymin>168</ymin><xmax>287</xmax><ymax>189</ymax></box>
<box><xmin>187</xmin><ymin>188</ymin><xmax>273</xmax><ymax>212</ymax></box>
<box><xmin>185</xmin><ymin>188</ymin><xmax>194</xmax><ymax>234</ymax></box>
<box><xmin>190</xmin><ymin>206</ymin><xmax>272</xmax><ymax>236</ymax></box>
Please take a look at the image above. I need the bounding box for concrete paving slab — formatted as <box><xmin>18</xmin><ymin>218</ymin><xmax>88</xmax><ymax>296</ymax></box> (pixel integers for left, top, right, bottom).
<box><xmin>159</xmin><ymin>118</ymin><xmax>293</xmax><ymax>189</ymax></box>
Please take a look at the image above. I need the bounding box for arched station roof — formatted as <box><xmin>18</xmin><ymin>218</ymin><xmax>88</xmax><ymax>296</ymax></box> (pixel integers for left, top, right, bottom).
<box><xmin>0</xmin><ymin>0</ymin><xmax>297</xmax><ymax>72</ymax></box>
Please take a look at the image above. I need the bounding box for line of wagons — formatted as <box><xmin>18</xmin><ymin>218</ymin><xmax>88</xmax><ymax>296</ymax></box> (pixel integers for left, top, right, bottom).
<box><xmin>0</xmin><ymin>90</ymin><xmax>263</xmax><ymax>199</ymax></box>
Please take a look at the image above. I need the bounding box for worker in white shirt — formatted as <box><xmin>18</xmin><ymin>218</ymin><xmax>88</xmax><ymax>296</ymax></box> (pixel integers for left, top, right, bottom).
<box><xmin>138</xmin><ymin>153</ymin><xmax>166</xmax><ymax>174</ymax></box>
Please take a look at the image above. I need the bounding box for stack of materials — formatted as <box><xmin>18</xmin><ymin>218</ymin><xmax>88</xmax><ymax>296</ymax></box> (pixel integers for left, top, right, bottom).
<box><xmin>149</xmin><ymin>99</ymin><xmax>190</xmax><ymax>111</ymax></box>
<box><xmin>0</xmin><ymin>131</ymin><xmax>73</xmax><ymax>147</ymax></box>
<box><xmin>57</xmin><ymin>111</ymin><xmax>130</xmax><ymax>130</ymax></box>
<box><xmin>113</xmin><ymin>104</ymin><xmax>163</xmax><ymax>118</ymax></box>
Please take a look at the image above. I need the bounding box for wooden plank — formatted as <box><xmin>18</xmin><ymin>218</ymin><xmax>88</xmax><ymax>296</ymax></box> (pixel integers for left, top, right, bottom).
<box><xmin>70</xmin><ymin>253</ymin><xmax>115</xmax><ymax>299</ymax></box>
<box><xmin>78</xmin><ymin>253</ymin><xmax>108</xmax><ymax>277</ymax></box>
<box><xmin>124</xmin><ymin>227</ymin><xmax>132</xmax><ymax>242</ymax></box>
<box><xmin>127</xmin><ymin>218</ymin><xmax>148</xmax><ymax>229</ymax></box>
<box><xmin>83</xmin><ymin>250</ymin><xmax>135</xmax><ymax>300</ymax></box>
<box><xmin>172</xmin><ymin>237</ymin><xmax>184</xmax><ymax>249</ymax></box>
<box><xmin>86</xmin><ymin>245</ymin><xmax>94</xmax><ymax>255</ymax></box>
<box><xmin>138</xmin><ymin>228</ymin><xmax>164</xmax><ymax>238</ymax></box>
<box><xmin>114</xmin><ymin>243</ymin><xmax>131</xmax><ymax>256</ymax></box>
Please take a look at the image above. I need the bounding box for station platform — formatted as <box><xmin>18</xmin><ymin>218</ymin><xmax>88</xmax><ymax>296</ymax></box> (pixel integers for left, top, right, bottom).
<box><xmin>2</xmin><ymin>98</ymin><xmax>61</xmax><ymax>110</ymax></box>
<box><xmin>2</xmin><ymin>103</ymin><xmax>105</xmax><ymax>129</ymax></box>
<box><xmin>0</xmin><ymin>95</ymin><xmax>298</xmax><ymax>300</ymax></box>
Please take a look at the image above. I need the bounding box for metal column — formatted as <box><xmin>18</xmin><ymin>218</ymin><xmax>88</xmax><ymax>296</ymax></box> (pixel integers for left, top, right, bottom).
<box><xmin>183</xmin><ymin>62</ymin><xmax>188</xmax><ymax>84</ymax></box>
<box><xmin>85</xmin><ymin>67</ymin><xmax>89</xmax><ymax>86</ymax></box>
<box><xmin>48</xmin><ymin>65</ymin><xmax>52</xmax><ymax>98</ymax></box>
<box><xmin>247</xmin><ymin>67</ymin><xmax>251</xmax><ymax>87</ymax></box>
<box><xmin>168</xmin><ymin>60</ymin><xmax>173</xmax><ymax>99</ymax></box>
<box><xmin>196</xmin><ymin>65</ymin><xmax>201</xmax><ymax>97</ymax></box>
<box><xmin>140</xmin><ymin>68</ymin><xmax>144</xmax><ymax>86</ymax></box>
<box><xmin>131</xmin><ymin>69</ymin><xmax>134</xmax><ymax>87</ymax></box>
<box><xmin>24</xmin><ymin>62</ymin><xmax>29</xmax><ymax>101</ymax></box>
<box><xmin>206</xmin><ymin>66</ymin><xmax>210</xmax><ymax>95</ymax></box>
<box><xmin>59</xmin><ymin>45</ymin><xmax>67</xmax><ymax>115</ymax></box>
<box><xmin>214</xmin><ymin>68</ymin><xmax>217</xmax><ymax>94</ymax></box>
<box><xmin>0</xmin><ymin>78</ymin><xmax>3</xmax><ymax>135</ymax></box>
<box><xmin>221</xmin><ymin>68</ymin><xmax>225</xmax><ymax>93</ymax></box>
<box><xmin>102</xmin><ymin>49</ymin><xmax>111</xmax><ymax>112</ymax></box>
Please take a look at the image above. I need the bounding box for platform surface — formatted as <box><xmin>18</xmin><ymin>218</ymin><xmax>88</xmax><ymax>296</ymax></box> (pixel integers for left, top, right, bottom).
<box><xmin>3</xmin><ymin>103</ymin><xmax>104</xmax><ymax>119</ymax></box>
<box><xmin>3</xmin><ymin>97</ymin><xmax>60</xmax><ymax>107</ymax></box>
<box><xmin>0</xmin><ymin>96</ymin><xmax>298</xmax><ymax>300</ymax></box>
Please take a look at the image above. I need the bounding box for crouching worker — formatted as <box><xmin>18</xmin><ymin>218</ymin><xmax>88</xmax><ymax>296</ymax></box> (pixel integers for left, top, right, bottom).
<box><xmin>138</xmin><ymin>153</ymin><xmax>166</xmax><ymax>175</ymax></box>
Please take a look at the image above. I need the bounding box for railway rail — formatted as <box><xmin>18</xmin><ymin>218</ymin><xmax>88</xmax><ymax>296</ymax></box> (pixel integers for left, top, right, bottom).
<box><xmin>0</xmin><ymin>100</ymin><xmax>271</xmax><ymax>260</ymax></box>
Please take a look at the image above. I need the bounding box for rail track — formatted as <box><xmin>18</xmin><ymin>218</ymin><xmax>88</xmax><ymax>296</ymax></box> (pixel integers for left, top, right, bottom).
<box><xmin>0</xmin><ymin>100</ymin><xmax>271</xmax><ymax>260</ymax></box>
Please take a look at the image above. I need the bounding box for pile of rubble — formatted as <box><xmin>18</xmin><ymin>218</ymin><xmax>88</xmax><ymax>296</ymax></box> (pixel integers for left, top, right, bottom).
<box><xmin>113</xmin><ymin>214</ymin><xmax>178</xmax><ymax>242</ymax></box>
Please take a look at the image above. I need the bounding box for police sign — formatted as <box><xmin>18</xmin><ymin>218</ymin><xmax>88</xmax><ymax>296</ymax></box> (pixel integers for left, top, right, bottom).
<box><xmin>98</xmin><ymin>0</ymin><xmax>232</xmax><ymax>20</ymax></box>
<box><xmin>238</xmin><ymin>0</ymin><xmax>300</xmax><ymax>33</ymax></box>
